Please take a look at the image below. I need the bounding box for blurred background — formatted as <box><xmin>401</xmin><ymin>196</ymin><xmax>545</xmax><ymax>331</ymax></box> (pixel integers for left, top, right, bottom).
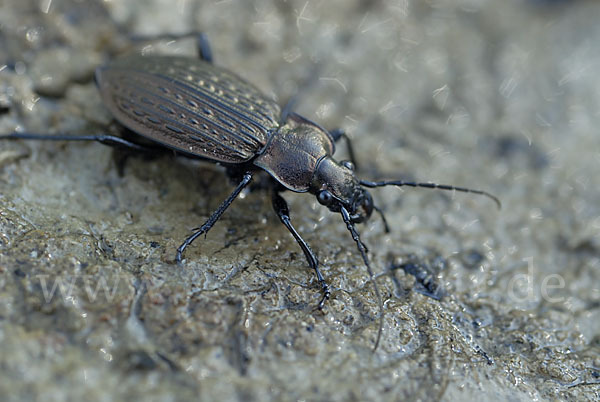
<box><xmin>0</xmin><ymin>0</ymin><xmax>598</xmax><ymax>400</ymax></box>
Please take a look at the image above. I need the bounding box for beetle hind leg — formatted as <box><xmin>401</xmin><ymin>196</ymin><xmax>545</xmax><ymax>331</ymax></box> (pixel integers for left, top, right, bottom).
<box><xmin>0</xmin><ymin>130</ymin><xmax>160</xmax><ymax>155</ymax></box>
<box><xmin>272</xmin><ymin>192</ymin><xmax>330</xmax><ymax>309</ymax></box>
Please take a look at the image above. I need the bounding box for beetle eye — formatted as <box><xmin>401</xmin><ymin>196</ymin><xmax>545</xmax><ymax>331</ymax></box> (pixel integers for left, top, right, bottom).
<box><xmin>341</xmin><ymin>160</ymin><xmax>355</xmax><ymax>171</ymax></box>
<box><xmin>317</xmin><ymin>190</ymin><xmax>333</xmax><ymax>206</ymax></box>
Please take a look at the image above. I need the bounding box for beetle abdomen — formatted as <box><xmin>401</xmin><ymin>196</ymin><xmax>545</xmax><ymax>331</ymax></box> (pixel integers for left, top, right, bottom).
<box><xmin>96</xmin><ymin>55</ymin><xmax>281</xmax><ymax>163</ymax></box>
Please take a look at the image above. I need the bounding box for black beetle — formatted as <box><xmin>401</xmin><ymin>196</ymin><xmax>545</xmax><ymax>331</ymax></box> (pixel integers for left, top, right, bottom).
<box><xmin>1</xmin><ymin>34</ymin><xmax>499</xmax><ymax>349</ymax></box>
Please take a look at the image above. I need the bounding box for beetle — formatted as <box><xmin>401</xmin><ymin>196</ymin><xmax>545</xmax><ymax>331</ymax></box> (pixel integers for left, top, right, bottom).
<box><xmin>1</xmin><ymin>34</ymin><xmax>499</xmax><ymax>349</ymax></box>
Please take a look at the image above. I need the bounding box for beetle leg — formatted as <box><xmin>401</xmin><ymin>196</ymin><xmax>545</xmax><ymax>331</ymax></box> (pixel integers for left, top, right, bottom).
<box><xmin>329</xmin><ymin>128</ymin><xmax>359</xmax><ymax>171</ymax></box>
<box><xmin>0</xmin><ymin>130</ymin><xmax>169</xmax><ymax>176</ymax></box>
<box><xmin>0</xmin><ymin>132</ymin><xmax>156</xmax><ymax>152</ymax></box>
<box><xmin>195</xmin><ymin>33</ymin><xmax>213</xmax><ymax>63</ymax></box>
<box><xmin>271</xmin><ymin>192</ymin><xmax>330</xmax><ymax>309</ymax></box>
<box><xmin>106</xmin><ymin>124</ymin><xmax>174</xmax><ymax>175</ymax></box>
<box><xmin>176</xmin><ymin>172</ymin><xmax>253</xmax><ymax>263</ymax></box>
<box><xmin>373</xmin><ymin>205</ymin><xmax>391</xmax><ymax>233</ymax></box>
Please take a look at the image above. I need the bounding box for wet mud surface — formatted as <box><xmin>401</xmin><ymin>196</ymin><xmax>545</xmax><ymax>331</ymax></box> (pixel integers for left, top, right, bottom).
<box><xmin>0</xmin><ymin>1</ymin><xmax>598</xmax><ymax>400</ymax></box>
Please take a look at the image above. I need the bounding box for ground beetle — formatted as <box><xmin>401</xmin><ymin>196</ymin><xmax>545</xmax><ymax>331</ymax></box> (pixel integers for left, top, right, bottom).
<box><xmin>1</xmin><ymin>34</ymin><xmax>499</xmax><ymax>349</ymax></box>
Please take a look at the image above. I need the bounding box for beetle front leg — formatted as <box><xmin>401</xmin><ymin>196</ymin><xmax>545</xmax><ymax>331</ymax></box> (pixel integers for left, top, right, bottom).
<box><xmin>329</xmin><ymin>128</ymin><xmax>359</xmax><ymax>171</ymax></box>
<box><xmin>271</xmin><ymin>192</ymin><xmax>330</xmax><ymax>309</ymax></box>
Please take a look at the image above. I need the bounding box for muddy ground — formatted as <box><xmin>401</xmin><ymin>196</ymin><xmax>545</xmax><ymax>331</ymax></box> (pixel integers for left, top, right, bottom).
<box><xmin>0</xmin><ymin>0</ymin><xmax>598</xmax><ymax>401</ymax></box>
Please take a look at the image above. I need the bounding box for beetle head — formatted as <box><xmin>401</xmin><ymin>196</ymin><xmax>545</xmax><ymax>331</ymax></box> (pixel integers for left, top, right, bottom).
<box><xmin>310</xmin><ymin>156</ymin><xmax>374</xmax><ymax>223</ymax></box>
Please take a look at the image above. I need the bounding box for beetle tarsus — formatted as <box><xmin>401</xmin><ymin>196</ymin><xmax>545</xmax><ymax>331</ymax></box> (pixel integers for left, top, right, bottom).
<box><xmin>176</xmin><ymin>172</ymin><xmax>253</xmax><ymax>264</ymax></box>
<box><xmin>317</xmin><ymin>284</ymin><xmax>331</xmax><ymax>310</ymax></box>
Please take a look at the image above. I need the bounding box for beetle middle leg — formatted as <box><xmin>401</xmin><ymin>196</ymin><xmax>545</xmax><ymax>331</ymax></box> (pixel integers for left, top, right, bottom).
<box><xmin>271</xmin><ymin>191</ymin><xmax>330</xmax><ymax>309</ymax></box>
<box><xmin>176</xmin><ymin>171</ymin><xmax>253</xmax><ymax>263</ymax></box>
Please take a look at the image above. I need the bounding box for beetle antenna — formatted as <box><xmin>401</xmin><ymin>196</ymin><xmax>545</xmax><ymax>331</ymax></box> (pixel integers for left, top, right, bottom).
<box><xmin>340</xmin><ymin>206</ymin><xmax>383</xmax><ymax>352</ymax></box>
<box><xmin>360</xmin><ymin>179</ymin><xmax>501</xmax><ymax>209</ymax></box>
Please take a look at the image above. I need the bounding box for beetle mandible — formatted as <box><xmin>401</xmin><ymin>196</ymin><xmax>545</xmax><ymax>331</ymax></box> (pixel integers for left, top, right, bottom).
<box><xmin>1</xmin><ymin>34</ymin><xmax>500</xmax><ymax>349</ymax></box>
